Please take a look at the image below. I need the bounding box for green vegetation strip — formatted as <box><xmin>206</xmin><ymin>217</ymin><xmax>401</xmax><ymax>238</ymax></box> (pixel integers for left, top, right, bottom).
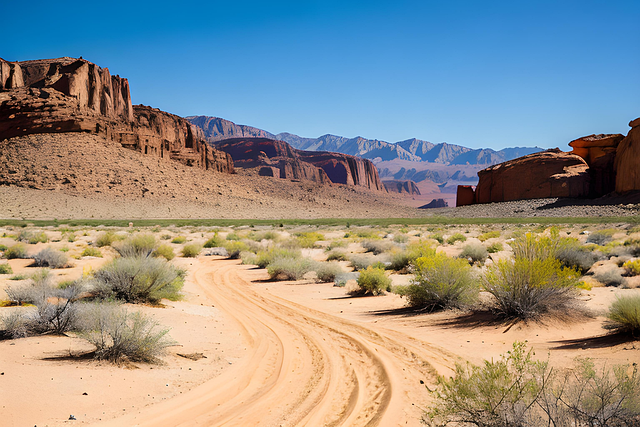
<box><xmin>0</xmin><ymin>216</ymin><xmax>637</xmax><ymax>228</ymax></box>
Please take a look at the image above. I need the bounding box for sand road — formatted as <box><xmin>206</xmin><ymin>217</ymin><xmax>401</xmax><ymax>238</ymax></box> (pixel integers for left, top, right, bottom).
<box><xmin>97</xmin><ymin>258</ymin><xmax>456</xmax><ymax>427</ymax></box>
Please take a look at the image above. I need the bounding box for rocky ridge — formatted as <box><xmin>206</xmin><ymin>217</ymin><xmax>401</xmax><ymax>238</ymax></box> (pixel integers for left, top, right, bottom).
<box><xmin>382</xmin><ymin>180</ymin><xmax>421</xmax><ymax>195</ymax></box>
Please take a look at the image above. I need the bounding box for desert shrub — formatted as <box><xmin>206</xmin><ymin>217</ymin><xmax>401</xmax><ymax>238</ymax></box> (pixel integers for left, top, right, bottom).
<box><xmin>203</xmin><ymin>234</ymin><xmax>224</xmax><ymax>248</ymax></box>
<box><xmin>8</xmin><ymin>273</ymin><xmax>27</xmax><ymax>281</ymax></box>
<box><xmin>586</xmin><ymin>229</ymin><xmax>616</xmax><ymax>246</ymax></box>
<box><xmin>223</xmin><ymin>241</ymin><xmax>249</xmax><ymax>259</ymax></box>
<box><xmin>294</xmin><ymin>231</ymin><xmax>324</xmax><ymax>248</ymax></box>
<box><xmin>353</xmin><ymin>229</ymin><xmax>380</xmax><ymax>240</ymax></box>
<box><xmin>387</xmin><ymin>242</ymin><xmax>436</xmax><ymax>272</ymax></box>
<box><xmin>152</xmin><ymin>244</ymin><xmax>175</xmax><ymax>261</ymax></box>
<box><xmin>315</xmin><ymin>262</ymin><xmax>343</xmax><ymax>283</ymax></box>
<box><xmin>349</xmin><ymin>253</ymin><xmax>382</xmax><ymax>271</ymax></box>
<box><xmin>256</xmin><ymin>247</ymin><xmax>301</xmax><ymax>268</ymax></box>
<box><xmin>160</xmin><ymin>234</ymin><xmax>172</xmax><ymax>240</ymax></box>
<box><xmin>79</xmin><ymin>304</ymin><xmax>174</xmax><ymax>363</ymax></box>
<box><xmin>0</xmin><ymin>263</ymin><xmax>13</xmax><ymax>274</ymax></box>
<box><xmin>66</xmin><ymin>232</ymin><xmax>76</xmax><ymax>243</ymax></box>
<box><xmin>267</xmin><ymin>257</ymin><xmax>316</xmax><ymax>280</ymax></box>
<box><xmin>326</xmin><ymin>250</ymin><xmax>348</xmax><ymax>261</ymax></box>
<box><xmin>249</xmin><ymin>230</ymin><xmax>279</xmax><ymax>242</ymax></box>
<box><xmin>446</xmin><ymin>233</ymin><xmax>467</xmax><ymax>245</ymax></box>
<box><xmin>0</xmin><ymin>244</ymin><xmax>7</xmax><ymax>251</ymax></box>
<box><xmin>623</xmin><ymin>259</ymin><xmax>640</xmax><ymax>276</ymax></box>
<box><xmin>81</xmin><ymin>247</ymin><xmax>102</xmax><ymax>258</ymax></box>
<box><xmin>95</xmin><ymin>231</ymin><xmax>121</xmax><ymax>247</ymax></box>
<box><xmin>94</xmin><ymin>256</ymin><xmax>184</xmax><ymax>303</ymax></box>
<box><xmin>556</xmin><ymin>245</ymin><xmax>598</xmax><ymax>273</ymax></box>
<box><xmin>226</xmin><ymin>232</ymin><xmax>241</xmax><ymax>241</ymax></box>
<box><xmin>334</xmin><ymin>272</ymin><xmax>359</xmax><ymax>287</ymax></box>
<box><xmin>482</xmin><ymin>233</ymin><xmax>580</xmax><ymax>320</ymax></box>
<box><xmin>605</xmin><ymin>295</ymin><xmax>640</xmax><ymax>337</ymax></box>
<box><xmin>18</xmin><ymin>230</ymin><xmax>48</xmax><ymax>244</ymax></box>
<box><xmin>181</xmin><ymin>243</ymin><xmax>202</xmax><ymax>258</ymax></box>
<box><xmin>114</xmin><ymin>234</ymin><xmax>156</xmax><ymax>258</ymax></box>
<box><xmin>240</xmin><ymin>251</ymin><xmax>258</xmax><ymax>265</ymax></box>
<box><xmin>171</xmin><ymin>236</ymin><xmax>187</xmax><ymax>244</ymax></box>
<box><xmin>33</xmin><ymin>247</ymin><xmax>69</xmax><ymax>268</ymax></box>
<box><xmin>459</xmin><ymin>243</ymin><xmax>488</xmax><ymax>263</ymax></box>
<box><xmin>594</xmin><ymin>268</ymin><xmax>626</xmax><ymax>287</ymax></box>
<box><xmin>326</xmin><ymin>240</ymin><xmax>347</xmax><ymax>251</ymax></box>
<box><xmin>393</xmin><ymin>234</ymin><xmax>409</xmax><ymax>244</ymax></box>
<box><xmin>397</xmin><ymin>253</ymin><xmax>477</xmax><ymax>310</ymax></box>
<box><xmin>478</xmin><ymin>230</ymin><xmax>501</xmax><ymax>242</ymax></box>
<box><xmin>487</xmin><ymin>242</ymin><xmax>504</xmax><ymax>253</ymax></box>
<box><xmin>4</xmin><ymin>243</ymin><xmax>28</xmax><ymax>259</ymax></box>
<box><xmin>362</xmin><ymin>239</ymin><xmax>394</xmax><ymax>255</ymax></box>
<box><xmin>351</xmin><ymin>266</ymin><xmax>391</xmax><ymax>296</ymax></box>
<box><xmin>429</xmin><ymin>233</ymin><xmax>444</xmax><ymax>244</ymax></box>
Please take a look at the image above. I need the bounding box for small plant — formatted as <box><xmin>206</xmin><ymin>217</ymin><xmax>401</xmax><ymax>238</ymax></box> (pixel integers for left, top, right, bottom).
<box><xmin>114</xmin><ymin>234</ymin><xmax>157</xmax><ymax>258</ymax></box>
<box><xmin>18</xmin><ymin>230</ymin><xmax>48</xmax><ymax>244</ymax></box>
<box><xmin>594</xmin><ymin>267</ymin><xmax>626</xmax><ymax>287</ymax></box>
<box><xmin>351</xmin><ymin>266</ymin><xmax>391</xmax><ymax>296</ymax></box>
<box><xmin>267</xmin><ymin>257</ymin><xmax>316</xmax><ymax>280</ymax></box>
<box><xmin>349</xmin><ymin>253</ymin><xmax>383</xmax><ymax>271</ymax></box>
<box><xmin>171</xmin><ymin>236</ymin><xmax>187</xmax><ymax>244</ymax></box>
<box><xmin>79</xmin><ymin>304</ymin><xmax>174</xmax><ymax>363</ymax></box>
<box><xmin>81</xmin><ymin>247</ymin><xmax>102</xmax><ymax>258</ymax></box>
<box><xmin>605</xmin><ymin>295</ymin><xmax>640</xmax><ymax>337</ymax></box>
<box><xmin>586</xmin><ymin>229</ymin><xmax>616</xmax><ymax>246</ymax></box>
<box><xmin>160</xmin><ymin>234</ymin><xmax>172</xmax><ymax>240</ymax></box>
<box><xmin>240</xmin><ymin>251</ymin><xmax>258</xmax><ymax>265</ymax></box>
<box><xmin>487</xmin><ymin>242</ymin><xmax>503</xmax><ymax>253</ymax></box>
<box><xmin>33</xmin><ymin>247</ymin><xmax>69</xmax><ymax>268</ymax></box>
<box><xmin>153</xmin><ymin>244</ymin><xmax>175</xmax><ymax>260</ymax></box>
<box><xmin>294</xmin><ymin>231</ymin><xmax>324</xmax><ymax>248</ymax></box>
<box><xmin>203</xmin><ymin>234</ymin><xmax>224</xmax><ymax>248</ymax></box>
<box><xmin>3</xmin><ymin>243</ymin><xmax>28</xmax><ymax>259</ymax></box>
<box><xmin>95</xmin><ymin>231</ymin><xmax>119</xmax><ymax>247</ymax></box>
<box><xmin>459</xmin><ymin>243</ymin><xmax>488</xmax><ymax>263</ymax></box>
<box><xmin>393</xmin><ymin>234</ymin><xmax>409</xmax><ymax>244</ymax></box>
<box><xmin>0</xmin><ymin>244</ymin><xmax>7</xmax><ymax>251</ymax></box>
<box><xmin>0</xmin><ymin>263</ymin><xmax>13</xmax><ymax>274</ymax></box>
<box><xmin>362</xmin><ymin>240</ymin><xmax>394</xmax><ymax>255</ymax></box>
<box><xmin>326</xmin><ymin>240</ymin><xmax>348</xmax><ymax>251</ymax></box>
<box><xmin>226</xmin><ymin>232</ymin><xmax>241</xmax><ymax>241</ymax></box>
<box><xmin>446</xmin><ymin>233</ymin><xmax>467</xmax><ymax>245</ymax></box>
<box><xmin>334</xmin><ymin>272</ymin><xmax>359</xmax><ymax>287</ymax></box>
<box><xmin>249</xmin><ymin>230</ymin><xmax>279</xmax><ymax>242</ymax></box>
<box><xmin>181</xmin><ymin>243</ymin><xmax>202</xmax><ymax>258</ymax></box>
<box><xmin>354</xmin><ymin>230</ymin><xmax>380</xmax><ymax>240</ymax></box>
<box><xmin>94</xmin><ymin>256</ymin><xmax>184</xmax><ymax>303</ymax></box>
<box><xmin>223</xmin><ymin>241</ymin><xmax>248</xmax><ymax>259</ymax></box>
<box><xmin>256</xmin><ymin>247</ymin><xmax>301</xmax><ymax>268</ymax></box>
<box><xmin>67</xmin><ymin>232</ymin><xmax>76</xmax><ymax>243</ymax></box>
<box><xmin>397</xmin><ymin>253</ymin><xmax>477</xmax><ymax>310</ymax></box>
<box><xmin>478</xmin><ymin>230</ymin><xmax>501</xmax><ymax>242</ymax></box>
<box><xmin>326</xmin><ymin>250</ymin><xmax>348</xmax><ymax>261</ymax></box>
<box><xmin>315</xmin><ymin>262</ymin><xmax>343</xmax><ymax>283</ymax></box>
<box><xmin>429</xmin><ymin>233</ymin><xmax>444</xmax><ymax>244</ymax></box>
<box><xmin>8</xmin><ymin>273</ymin><xmax>27</xmax><ymax>281</ymax></box>
<box><xmin>623</xmin><ymin>259</ymin><xmax>640</xmax><ymax>276</ymax></box>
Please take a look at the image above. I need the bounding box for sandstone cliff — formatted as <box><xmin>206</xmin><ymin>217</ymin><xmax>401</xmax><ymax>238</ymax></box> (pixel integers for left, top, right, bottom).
<box><xmin>0</xmin><ymin>57</ymin><xmax>232</xmax><ymax>174</ymax></box>
<box><xmin>383</xmin><ymin>180</ymin><xmax>421</xmax><ymax>195</ymax></box>
<box><xmin>615</xmin><ymin>118</ymin><xmax>640</xmax><ymax>193</ymax></box>
<box><xmin>214</xmin><ymin>137</ymin><xmax>386</xmax><ymax>192</ymax></box>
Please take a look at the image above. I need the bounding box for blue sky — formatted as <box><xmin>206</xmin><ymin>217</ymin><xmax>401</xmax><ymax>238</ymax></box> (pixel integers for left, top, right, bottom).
<box><xmin>4</xmin><ymin>0</ymin><xmax>639</xmax><ymax>149</ymax></box>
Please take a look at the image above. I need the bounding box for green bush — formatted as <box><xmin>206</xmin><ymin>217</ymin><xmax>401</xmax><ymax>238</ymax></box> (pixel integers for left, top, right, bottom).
<box><xmin>478</xmin><ymin>230</ymin><xmax>501</xmax><ymax>242</ymax></box>
<box><xmin>326</xmin><ymin>240</ymin><xmax>347</xmax><ymax>251</ymax></box>
<box><xmin>267</xmin><ymin>257</ymin><xmax>316</xmax><ymax>280</ymax></box>
<box><xmin>326</xmin><ymin>250</ymin><xmax>348</xmax><ymax>261</ymax></box>
<box><xmin>315</xmin><ymin>262</ymin><xmax>343</xmax><ymax>283</ymax></box>
<box><xmin>605</xmin><ymin>295</ymin><xmax>640</xmax><ymax>337</ymax></box>
<box><xmin>226</xmin><ymin>232</ymin><xmax>241</xmax><ymax>241</ymax></box>
<box><xmin>181</xmin><ymin>243</ymin><xmax>202</xmax><ymax>258</ymax></box>
<box><xmin>446</xmin><ymin>233</ymin><xmax>467</xmax><ymax>245</ymax></box>
<box><xmin>459</xmin><ymin>243</ymin><xmax>488</xmax><ymax>263</ymax></box>
<box><xmin>94</xmin><ymin>256</ymin><xmax>184</xmax><ymax>303</ymax></box>
<box><xmin>294</xmin><ymin>231</ymin><xmax>324</xmax><ymax>248</ymax></box>
<box><xmin>393</xmin><ymin>234</ymin><xmax>409</xmax><ymax>244</ymax></box>
<box><xmin>3</xmin><ymin>243</ymin><xmax>28</xmax><ymax>259</ymax></box>
<box><xmin>240</xmin><ymin>251</ymin><xmax>258</xmax><ymax>265</ymax></box>
<box><xmin>0</xmin><ymin>263</ymin><xmax>12</xmax><ymax>274</ymax></box>
<box><xmin>353</xmin><ymin>230</ymin><xmax>380</xmax><ymax>240</ymax></box>
<box><xmin>487</xmin><ymin>242</ymin><xmax>503</xmax><ymax>253</ymax></box>
<box><xmin>114</xmin><ymin>234</ymin><xmax>157</xmax><ymax>258</ymax></box>
<box><xmin>398</xmin><ymin>253</ymin><xmax>477</xmax><ymax>310</ymax></box>
<box><xmin>0</xmin><ymin>244</ymin><xmax>8</xmax><ymax>251</ymax></box>
<box><xmin>256</xmin><ymin>247</ymin><xmax>301</xmax><ymax>268</ymax></box>
<box><xmin>586</xmin><ymin>229</ymin><xmax>617</xmax><ymax>246</ymax></box>
<box><xmin>203</xmin><ymin>234</ymin><xmax>224</xmax><ymax>248</ymax></box>
<box><xmin>349</xmin><ymin>253</ymin><xmax>383</xmax><ymax>271</ymax></box>
<box><xmin>160</xmin><ymin>234</ymin><xmax>172</xmax><ymax>240</ymax></box>
<box><xmin>222</xmin><ymin>241</ymin><xmax>248</xmax><ymax>259</ymax></box>
<box><xmin>623</xmin><ymin>259</ymin><xmax>640</xmax><ymax>276</ymax></box>
<box><xmin>351</xmin><ymin>266</ymin><xmax>391</xmax><ymax>296</ymax></box>
<box><xmin>33</xmin><ymin>247</ymin><xmax>69</xmax><ymax>268</ymax></box>
<box><xmin>79</xmin><ymin>304</ymin><xmax>174</xmax><ymax>363</ymax></box>
<box><xmin>249</xmin><ymin>230</ymin><xmax>279</xmax><ymax>242</ymax></box>
<box><xmin>171</xmin><ymin>236</ymin><xmax>187</xmax><ymax>244</ymax></box>
<box><xmin>18</xmin><ymin>230</ymin><xmax>48</xmax><ymax>244</ymax></box>
<box><xmin>429</xmin><ymin>233</ymin><xmax>444</xmax><ymax>244</ymax></box>
<box><xmin>95</xmin><ymin>231</ymin><xmax>119</xmax><ymax>247</ymax></box>
<box><xmin>387</xmin><ymin>241</ymin><xmax>436</xmax><ymax>272</ymax></box>
<box><xmin>81</xmin><ymin>247</ymin><xmax>102</xmax><ymax>258</ymax></box>
<box><xmin>152</xmin><ymin>244</ymin><xmax>175</xmax><ymax>261</ymax></box>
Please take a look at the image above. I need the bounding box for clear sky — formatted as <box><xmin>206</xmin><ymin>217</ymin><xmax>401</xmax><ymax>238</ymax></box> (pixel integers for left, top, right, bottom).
<box><xmin>4</xmin><ymin>0</ymin><xmax>639</xmax><ymax>149</ymax></box>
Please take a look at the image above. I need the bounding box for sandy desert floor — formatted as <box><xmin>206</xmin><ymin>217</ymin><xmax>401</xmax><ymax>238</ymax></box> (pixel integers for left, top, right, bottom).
<box><xmin>1</xmin><ymin>228</ymin><xmax>639</xmax><ymax>427</ymax></box>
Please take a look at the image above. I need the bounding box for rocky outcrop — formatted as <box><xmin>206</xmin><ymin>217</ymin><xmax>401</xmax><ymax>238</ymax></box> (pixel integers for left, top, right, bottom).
<box><xmin>0</xmin><ymin>57</ymin><xmax>233</xmax><ymax>174</ymax></box>
<box><xmin>615</xmin><ymin>118</ymin><xmax>640</xmax><ymax>193</ymax></box>
<box><xmin>456</xmin><ymin>185</ymin><xmax>475</xmax><ymax>206</ymax></box>
<box><xmin>475</xmin><ymin>149</ymin><xmax>590</xmax><ymax>203</ymax></box>
<box><xmin>569</xmin><ymin>134</ymin><xmax>623</xmax><ymax>196</ymax></box>
<box><xmin>187</xmin><ymin>116</ymin><xmax>275</xmax><ymax>142</ymax></box>
<box><xmin>383</xmin><ymin>180</ymin><xmax>421</xmax><ymax>195</ymax></box>
<box><xmin>214</xmin><ymin>137</ymin><xmax>386</xmax><ymax>191</ymax></box>
<box><xmin>419</xmin><ymin>199</ymin><xmax>448</xmax><ymax>209</ymax></box>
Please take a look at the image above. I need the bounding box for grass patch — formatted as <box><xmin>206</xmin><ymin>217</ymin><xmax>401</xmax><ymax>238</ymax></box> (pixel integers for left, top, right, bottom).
<box><xmin>81</xmin><ymin>247</ymin><xmax>103</xmax><ymax>258</ymax></box>
<box><xmin>3</xmin><ymin>243</ymin><xmax>28</xmax><ymax>259</ymax></box>
<box><xmin>171</xmin><ymin>236</ymin><xmax>187</xmax><ymax>244</ymax></box>
<box><xmin>605</xmin><ymin>295</ymin><xmax>640</xmax><ymax>337</ymax></box>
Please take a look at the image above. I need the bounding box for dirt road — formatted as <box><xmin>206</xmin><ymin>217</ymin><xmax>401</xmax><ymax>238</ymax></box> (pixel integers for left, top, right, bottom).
<box><xmin>97</xmin><ymin>257</ymin><xmax>462</xmax><ymax>426</ymax></box>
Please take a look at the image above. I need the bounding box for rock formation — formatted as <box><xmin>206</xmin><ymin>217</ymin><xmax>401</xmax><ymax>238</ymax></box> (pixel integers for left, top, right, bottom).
<box><xmin>615</xmin><ymin>118</ymin><xmax>640</xmax><ymax>193</ymax></box>
<box><xmin>0</xmin><ymin>57</ymin><xmax>233</xmax><ymax>173</ymax></box>
<box><xmin>187</xmin><ymin>116</ymin><xmax>275</xmax><ymax>142</ymax></box>
<box><xmin>214</xmin><ymin>137</ymin><xmax>386</xmax><ymax>191</ymax></box>
<box><xmin>569</xmin><ymin>134</ymin><xmax>623</xmax><ymax>196</ymax></box>
<box><xmin>419</xmin><ymin>199</ymin><xmax>448</xmax><ymax>209</ymax></box>
<box><xmin>383</xmin><ymin>180</ymin><xmax>421</xmax><ymax>195</ymax></box>
<box><xmin>456</xmin><ymin>185</ymin><xmax>475</xmax><ymax>206</ymax></box>
<box><xmin>475</xmin><ymin>149</ymin><xmax>590</xmax><ymax>203</ymax></box>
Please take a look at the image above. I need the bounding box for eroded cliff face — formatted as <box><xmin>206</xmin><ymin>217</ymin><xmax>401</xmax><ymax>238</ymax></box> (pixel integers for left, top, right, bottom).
<box><xmin>615</xmin><ymin>118</ymin><xmax>640</xmax><ymax>193</ymax></box>
<box><xmin>214</xmin><ymin>137</ymin><xmax>386</xmax><ymax>192</ymax></box>
<box><xmin>0</xmin><ymin>57</ymin><xmax>233</xmax><ymax>173</ymax></box>
<box><xmin>382</xmin><ymin>180</ymin><xmax>421</xmax><ymax>195</ymax></box>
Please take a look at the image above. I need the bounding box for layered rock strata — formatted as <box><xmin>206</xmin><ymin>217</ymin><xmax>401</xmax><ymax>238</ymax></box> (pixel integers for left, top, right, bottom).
<box><xmin>615</xmin><ymin>118</ymin><xmax>640</xmax><ymax>193</ymax></box>
<box><xmin>0</xmin><ymin>57</ymin><xmax>233</xmax><ymax>173</ymax></box>
<box><xmin>383</xmin><ymin>180</ymin><xmax>421</xmax><ymax>195</ymax></box>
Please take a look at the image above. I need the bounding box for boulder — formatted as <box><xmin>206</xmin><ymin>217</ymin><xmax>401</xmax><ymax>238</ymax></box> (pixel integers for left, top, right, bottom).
<box><xmin>615</xmin><ymin>117</ymin><xmax>640</xmax><ymax>193</ymax></box>
<box><xmin>476</xmin><ymin>149</ymin><xmax>590</xmax><ymax>203</ymax></box>
<box><xmin>382</xmin><ymin>180</ymin><xmax>421</xmax><ymax>195</ymax></box>
<box><xmin>419</xmin><ymin>199</ymin><xmax>448</xmax><ymax>209</ymax></box>
<box><xmin>456</xmin><ymin>185</ymin><xmax>475</xmax><ymax>206</ymax></box>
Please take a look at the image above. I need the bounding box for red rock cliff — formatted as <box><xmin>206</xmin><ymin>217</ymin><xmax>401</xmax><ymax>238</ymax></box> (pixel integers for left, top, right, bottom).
<box><xmin>615</xmin><ymin>118</ymin><xmax>640</xmax><ymax>193</ymax></box>
<box><xmin>0</xmin><ymin>57</ymin><xmax>232</xmax><ymax>173</ymax></box>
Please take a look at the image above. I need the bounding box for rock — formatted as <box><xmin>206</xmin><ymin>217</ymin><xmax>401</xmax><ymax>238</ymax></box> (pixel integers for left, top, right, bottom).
<box><xmin>186</xmin><ymin>116</ymin><xmax>275</xmax><ymax>141</ymax></box>
<box><xmin>298</xmin><ymin>150</ymin><xmax>385</xmax><ymax>191</ymax></box>
<box><xmin>570</xmin><ymin>134</ymin><xmax>623</xmax><ymax>197</ymax></box>
<box><xmin>456</xmin><ymin>185</ymin><xmax>475</xmax><ymax>206</ymax></box>
<box><xmin>615</xmin><ymin>118</ymin><xmax>640</xmax><ymax>193</ymax></box>
<box><xmin>0</xmin><ymin>57</ymin><xmax>233</xmax><ymax>174</ymax></box>
<box><xmin>382</xmin><ymin>180</ymin><xmax>421</xmax><ymax>195</ymax></box>
<box><xmin>419</xmin><ymin>199</ymin><xmax>448</xmax><ymax>209</ymax></box>
<box><xmin>476</xmin><ymin>149</ymin><xmax>590</xmax><ymax>203</ymax></box>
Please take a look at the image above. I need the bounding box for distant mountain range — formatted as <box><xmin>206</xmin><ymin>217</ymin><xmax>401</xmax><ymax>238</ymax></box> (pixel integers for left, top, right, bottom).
<box><xmin>186</xmin><ymin>115</ymin><xmax>543</xmax><ymax>167</ymax></box>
